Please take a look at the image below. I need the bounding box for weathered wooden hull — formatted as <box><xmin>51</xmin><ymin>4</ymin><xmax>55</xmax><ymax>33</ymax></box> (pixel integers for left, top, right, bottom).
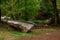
<box><xmin>7</xmin><ymin>21</ymin><xmax>34</xmax><ymax>32</ymax></box>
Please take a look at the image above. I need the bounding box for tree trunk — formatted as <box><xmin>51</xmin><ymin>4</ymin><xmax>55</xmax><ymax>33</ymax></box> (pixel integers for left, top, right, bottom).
<box><xmin>24</xmin><ymin>11</ymin><xmax>28</xmax><ymax>21</ymax></box>
<box><xmin>51</xmin><ymin>0</ymin><xmax>59</xmax><ymax>24</ymax></box>
<box><xmin>0</xmin><ymin>0</ymin><xmax>1</xmax><ymax>22</ymax></box>
<box><xmin>0</xmin><ymin>6</ymin><xmax>2</xmax><ymax>26</ymax></box>
<box><xmin>0</xmin><ymin>8</ymin><xmax>1</xmax><ymax>22</ymax></box>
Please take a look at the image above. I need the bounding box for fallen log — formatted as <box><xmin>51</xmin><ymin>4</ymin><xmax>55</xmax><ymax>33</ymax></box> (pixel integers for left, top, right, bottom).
<box><xmin>7</xmin><ymin>20</ymin><xmax>35</xmax><ymax>32</ymax></box>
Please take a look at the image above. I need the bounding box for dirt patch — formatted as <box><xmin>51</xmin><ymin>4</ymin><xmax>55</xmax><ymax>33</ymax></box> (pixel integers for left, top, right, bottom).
<box><xmin>16</xmin><ymin>30</ymin><xmax>60</xmax><ymax>40</ymax></box>
<box><xmin>0</xmin><ymin>23</ymin><xmax>60</xmax><ymax>40</ymax></box>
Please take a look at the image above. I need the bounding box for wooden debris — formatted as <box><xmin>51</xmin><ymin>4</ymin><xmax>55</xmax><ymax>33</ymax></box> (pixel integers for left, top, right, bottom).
<box><xmin>7</xmin><ymin>20</ymin><xmax>34</xmax><ymax>32</ymax></box>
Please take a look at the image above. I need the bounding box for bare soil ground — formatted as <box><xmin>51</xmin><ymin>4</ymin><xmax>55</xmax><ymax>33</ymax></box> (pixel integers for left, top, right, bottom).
<box><xmin>0</xmin><ymin>23</ymin><xmax>60</xmax><ymax>40</ymax></box>
<box><xmin>16</xmin><ymin>30</ymin><xmax>60</xmax><ymax>40</ymax></box>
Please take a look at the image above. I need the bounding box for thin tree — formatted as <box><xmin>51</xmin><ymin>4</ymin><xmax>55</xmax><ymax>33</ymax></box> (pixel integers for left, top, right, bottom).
<box><xmin>0</xmin><ymin>0</ymin><xmax>1</xmax><ymax>22</ymax></box>
<box><xmin>51</xmin><ymin>0</ymin><xmax>59</xmax><ymax>24</ymax></box>
<box><xmin>0</xmin><ymin>8</ymin><xmax>1</xmax><ymax>22</ymax></box>
<box><xmin>24</xmin><ymin>0</ymin><xmax>28</xmax><ymax>21</ymax></box>
<box><xmin>0</xmin><ymin>2</ymin><xmax>2</xmax><ymax>25</ymax></box>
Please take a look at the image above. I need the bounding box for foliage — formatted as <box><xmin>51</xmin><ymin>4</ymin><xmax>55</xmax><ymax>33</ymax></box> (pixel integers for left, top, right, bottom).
<box><xmin>1</xmin><ymin>0</ymin><xmax>40</xmax><ymax>21</ymax></box>
<box><xmin>1</xmin><ymin>0</ymin><xmax>60</xmax><ymax>23</ymax></box>
<box><xmin>39</xmin><ymin>0</ymin><xmax>53</xmax><ymax>19</ymax></box>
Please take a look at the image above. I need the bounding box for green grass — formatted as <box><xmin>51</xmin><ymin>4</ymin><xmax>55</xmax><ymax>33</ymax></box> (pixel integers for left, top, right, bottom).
<box><xmin>0</xmin><ymin>27</ymin><xmax>59</xmax><ymax>40</ymax></box>
<box><xmin>32</xmin><ymin>19</ymin><xmax>51</xmax><ymax>24</ymax></box>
